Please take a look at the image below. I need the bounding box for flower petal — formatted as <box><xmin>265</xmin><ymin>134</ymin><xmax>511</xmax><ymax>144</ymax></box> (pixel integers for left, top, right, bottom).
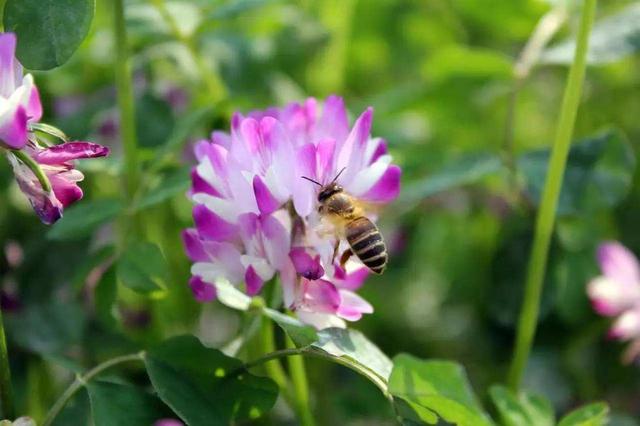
<box><xmin>296</xmin><ymin>311</ymin><xmax>346</xmax><ymax>330</ymax></box>
<box><xmin>0</xmin><ymin>33</ymin><xmax>20</xmax><ymax>97</ymax></box>
<box><xmin>34</xmin><ymin>142</ymin><xmax>109</xmax><ymax>164</ymax></box>
<box><xmin>337</xmin><ymin>108</ymin><xmax>373</xmax><ymax>184</ymax></box>
<box><xmin>182</xmin><ymin>229</ymin><xmax>208</xmax><ymax>262</ymax></box>
<box><xmin>588</xmin><ymin>276</ymin><xmax>640</xmax><ymax>317</ymax></box>
<box><xmin>0</xmin><ymin>101</ymin><xmax>28</xmax><ymax>149</ymax></box>
<box><xmin>333</xmin><ymin>261</ymin><xmax>369</xmax><ymax>291</ymax></box>
<box><xmin>193</xmin><ymin>204</ymin><xmax>237</xmax><ymax>241</ymax></box>
<box><xmin>189</xmin><ymin>276</ymin><xmax>217</xmax><ymax>302</ymax></box>
<box><xmin>609</xmin><ymin>307</ymin><xmax>640</xmax><ymax>340</ymax></box>
<box><xmin>49</xmin><ymin>171</ymin><xmax>84</xmax><ymax>207</ymax></box>
<box><xmin>359</xmin><ymin>164</ymin><xmax>401</xmax><ymax>203</ymax></box>
<box><xmin>597</xmin><ymin>242</ymin><xmax>640</xmax><ymax>288</ymax></box>
<box><xmin>299</xmin><ymin>278</ymin><xmax>340</xmax><ymax>313</ymax></box>
<box><xmin>317</xmin><ymin>95</ymin><xmax>349</xmax><ymax>144</ymax></box>
<box><xmin>245</xmin><ymin>265</ymin><xmax>264</xmax><ymax>296</ymax></box>
<box><xmin>253</xmin><ymin>175</ymin><xmax>281</xmax><ymax>215</ymax></box>
<box><xmin>260</xmin><ymin>214</ymin><xmax>291</xmax><ymax>269</ymax></box>
<box><xmin>289</xmin><ymin>247</ymin><xmax>324</xmax><ymax>280</ymax></box>
<box><xmin>337</xmin><ymin>289</ymin><xmax>373</xmax><ymax>321</ymax></box>
<box><xmin>191</xmin><ymin>167</ymin><xmax>220</xmax><ymax>197</ymax></box>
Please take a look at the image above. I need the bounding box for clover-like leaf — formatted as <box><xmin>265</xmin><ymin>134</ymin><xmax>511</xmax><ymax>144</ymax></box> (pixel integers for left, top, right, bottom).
<box><xmin>4</xmin><ymin>0</ymin><xmax>95</xmax><ymax>70</ymax></box>
<box><xmin>144</xmin><ymin>335</ymin><xmax>278</xmax><ymax>426</ymax></box>
<box><xmin>389</xmin><ymin>354</ymin><xmax>493</xmax><ymax>426</ymax></box>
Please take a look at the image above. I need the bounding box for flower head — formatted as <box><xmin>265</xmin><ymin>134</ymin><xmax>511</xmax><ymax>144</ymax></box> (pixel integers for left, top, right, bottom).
<box><xmin>0</xmin><ymin>33</ymin><xmax>109</xmax><ymax>224</ymax></box>
<box><xmin>587</xmin><ymin>241</ymin><xmax>640</xmax><ymax>363</ymax></box>
<box><xmin>183</xmin><ymin>96</ymin><xmax>400</xmax><ymax>329</ymax></box>
<box><xmin>8</xmin><ymin>142</ymin><xmax>109</xmax><ymax>224</ymax></box>
<box><xmin>0</xmin><ymin>33</ymin><xmax>41</xmax><ymax>150</ymax></box>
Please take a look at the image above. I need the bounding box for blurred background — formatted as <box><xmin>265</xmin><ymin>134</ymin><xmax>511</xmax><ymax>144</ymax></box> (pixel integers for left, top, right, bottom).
<box><xmin>1</xmin><ymin>0</ymin><xmax>640</xmax><ymax>424</ymax></box>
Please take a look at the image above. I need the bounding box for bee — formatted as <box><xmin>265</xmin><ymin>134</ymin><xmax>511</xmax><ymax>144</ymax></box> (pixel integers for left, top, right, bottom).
<box><xmin>302</xmin><ymin>168</ymin><xmax>388</xmax><ymax>274</ymax></box>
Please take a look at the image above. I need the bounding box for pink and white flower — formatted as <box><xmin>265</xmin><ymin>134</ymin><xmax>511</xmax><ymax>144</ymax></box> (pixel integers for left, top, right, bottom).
<box><xmin>8</xmin><ymin>142</ymin><xmax>110</xmax><ymax>224</ymax></box>
<box><xmin>587</xmin><ymin>241</ymin><xmax>640</xmax><ymax>363</ymax></box>
<box><xmin>0</xmin><ymin>33</ymin><xmax>109</xmax><ymax>224</ymax></box>
<box><xmin>183</xmin><ymin>96</ymin><xmax>400</xmax><ymax>329</ymax></box>
<box><xmin>0</xmin><ymin>33</ymin><xmax>41</xmax><ymax>150</ymax></box>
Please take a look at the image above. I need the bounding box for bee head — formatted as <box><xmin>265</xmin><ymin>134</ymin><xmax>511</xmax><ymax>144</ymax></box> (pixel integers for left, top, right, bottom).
<box><xmin>317</xmin><ymin>182</ymin><xmax>343</xmax><ymax>202</ymax></box>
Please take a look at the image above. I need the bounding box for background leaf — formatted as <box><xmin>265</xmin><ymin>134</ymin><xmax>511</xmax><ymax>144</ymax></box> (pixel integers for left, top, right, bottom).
<box><xmin>47</xmin><ymin>199</ymin><xmax>123</xmax><ymax>241</ymax></box>
<box><xmin>144</xmin><ymin>335</ymin><xmax>278</xmax><ymax>426</ymax></box>
<box><xmin>3</xmin><ymin>0</ymin><xmax>95</xmax><ymax>70</ymax></box>
<box><xmin>557</xmin><ymin>402</ymin><xmax>609</xmax><ymax>426</ymax></box>
<box><xmin>489</xmin><ymin>385</ymin><xmax>554</xmax><ymax>426</ymax></box>
<box><xmin>388</xmin><ymin>354</ymin><xmax>492</xmax><ymax>426</ymax></box>
<box><xmin>542</xmin><ymin>3</ymin><xmax>640</xmax><ymax>65</ymax></box>
<box><xmin>116</xmin><ymin>242</ymin><xmax>168</xmax><ymax>295</ymax></box>
<box><xmin>88</xmin><ymin>381</ymin><xmax>169</xmax><ymax>426</ymax></box>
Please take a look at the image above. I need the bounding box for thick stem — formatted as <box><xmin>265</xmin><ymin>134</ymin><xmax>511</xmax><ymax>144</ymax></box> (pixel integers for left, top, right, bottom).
<box><xmin>285</xmin><ymin>336</ymin><xmax>315</xmax><ymax>426</ymax></box>
<box><xmin>113</xmin><ymin>0</ymin><xmax>140</xmax><ymax>203</ymax></box>
<box><xmin>508</xmin><ymin>0</ymin><xmax>597</xmax><ymax>390</ymax></box>
<box><xmin>0</xmin><ymin>306</ymin><xmax>15</xmax><ymax>420</ymax></box>
<box><xmin>42</xmin><ymin>352</ymin><xmax>145</xmax><ymax>426</ymax></box>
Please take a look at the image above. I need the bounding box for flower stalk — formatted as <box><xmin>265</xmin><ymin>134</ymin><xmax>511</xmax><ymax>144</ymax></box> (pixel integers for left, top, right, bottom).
<box><xmin>0</xmin><ymin>306</ymin><xmax>15</xmax><ymax>420</ymax></box>
<box><xmin>508</xmin><ymin>0</ymin><xmax>598</xmax><ymax>390</ymax></box>
<box><xmin>113</xmin><ymin>0</ymin><xmax>140</xmax><ymax>203</ymax></box>
<box><xmin>285</xmin><ymin>336</ymin><xmax>315</xmax><ymax>426</ymax></box>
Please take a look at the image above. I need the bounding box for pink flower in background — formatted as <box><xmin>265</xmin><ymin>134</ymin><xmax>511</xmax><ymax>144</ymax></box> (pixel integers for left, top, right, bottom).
<box><xmin>587</xmin><ymin>241</ymin><xmax>640</xmax><ymax>363</ymax></box>
<box><xmin>183</xmin><ymin>96</ymin><xmax>400</xmax><ymax>329</ymax></box>
<box><xmin>0</xmin><ymin>33</ymin><xmax>109</xmax><ymax>224</ymax></box>
<box><xmin>0</xmin><ymin>33</ymin><xmax>41</xmax><ymax>149</ymax></box>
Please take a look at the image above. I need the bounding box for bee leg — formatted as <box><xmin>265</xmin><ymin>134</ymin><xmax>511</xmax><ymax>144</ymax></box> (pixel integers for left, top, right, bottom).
<box><xmin>332</xmin><ymin>240</ymin><xmax>340</xmax><ymax>260</ymax></box>
<box><xmin>339</xmin><ymin>248</ymin><xmax>353</xmax><ymax>269</ymax></box>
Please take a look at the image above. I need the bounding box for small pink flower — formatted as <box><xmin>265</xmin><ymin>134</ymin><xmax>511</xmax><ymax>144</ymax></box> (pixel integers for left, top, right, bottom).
<box><xmin>183</xmin><ymin>96</ymin><xmax>401</xmax><ymax>328</ymax></box>
<box><xmin>154</xmin><ymin>419</ymin><xmax>183</xmax><ymax>426</ymax></box>
<box><xmin>0</xmin><ymin>33</ymin><xmax>109</xmax><ymax>224</ymax></box>
<box><xmin>8</xmin><ymin>142</ymin><xmax>109</xmax><ymax>224</ymax></box>
<box><xmin>587</xmin><ymin>241</ymin><xmax>640</xmax><ymax>363</ymax></box>
<box><xmin>0</xmin><ymin>33</ymin><xmax>41</xmax><ymax>150</ymax></box>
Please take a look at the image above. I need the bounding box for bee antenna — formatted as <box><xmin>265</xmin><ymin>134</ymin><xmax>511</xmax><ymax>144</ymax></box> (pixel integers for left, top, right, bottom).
<box><xmin>332</xmin><ymin>167</ymin><xmax>347</xmax><ymax>183</ymax></box>
<box><xmin>301</xmin><ymin>176</ymin><xmax>322</xmax><ymax>186</ymax></box>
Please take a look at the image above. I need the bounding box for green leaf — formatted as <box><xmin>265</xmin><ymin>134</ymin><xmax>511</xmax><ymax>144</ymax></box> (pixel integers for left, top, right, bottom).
<box><xmin>116</xmin><ymin>242</ymin><xmax>168</xmax><ymax>295</ymax></box>
<box><xmin>209</xmin><ymin>0</ymin><xmax>283</xmax><ymax>20</ymax></box>
<box><xmin>144</xmin><ymin>335</ymin><xmax>278</xmax><ymax>425</ymax></box>
<box><xmin>3</xmin><ymin>0</ymin><xmax>95</xmax><ymax>70</ymax></box>
<box><xmin>489</xmin><ymin>385</ymin><xmax>553</xmax><ymax>426</ymax></box>
<box><xmin>88</xmin><ymin>382</ymin><xmax>168</xmax><ymax>426</ymax></box>
<box><xmin>399</xmin><ymin>153</ymin><xmax>502</xmax><ymax>207</ymax></box>
<box><xmin>136</xmin><ymin>93</ymin><xmax>175</xmax><ymax>148</ymax></box>
<box><xmin>95</xmin><ymin>265</ymin><xmax>119</xmax><ymax>329</ymax></box>
<box><xmin>5</xmin><ymin>302</ymin><xmax>85</xmax><ymax>355</ymax></box>
<box><xmin>47</xmin><ymin>199</ymin><xmax>123</xmax><ymax>241</ymax></box>
<box><xmin>263</xmin><ymin>308</ymin><xmax>317</xmax><ymax>348</ymax></box>
<box><xmin>312</xmin><ymin>327</ymin><xmax>393</xmax><ymax>382</ymax></box>
<box><xmin>132</xmin><ymin>168</ymin><xmax>190</xmax><ymax>211</ymax></box>
<box><xmin>519</xmin><ymin>129</ymin><xmax>635</xmax><ymax>217</ymax></box>
<box><xmin>388</xmin><ymin>354</ymin><xmax>492</xmax><ymax>426</ymax></box>
<box><xmin>542</xmin><ymin>3</ymin><xmax>640</xmax><ymax>65</ymax></box>
<box><xmin>557</xmin><ymin>402</ymin><xmax>609</xmax><ymax>426</ymax></box>
<box><xmin>394</xmin><ymin>397</ymin><xmax>439</xmax><ymax>425</ymax></box>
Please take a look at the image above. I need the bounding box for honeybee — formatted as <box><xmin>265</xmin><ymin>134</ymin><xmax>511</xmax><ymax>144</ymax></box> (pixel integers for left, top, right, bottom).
<box><xmin>302</xmin><ymin>169</ymin><xmax>388</xmax><ymax>274</ymax></box>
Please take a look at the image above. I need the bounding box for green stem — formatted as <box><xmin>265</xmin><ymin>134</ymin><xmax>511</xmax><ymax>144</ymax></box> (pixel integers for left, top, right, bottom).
<box><xmin>258</xmin><ymin>317</ymin><xmax>296</xmax><ymax>408</ymax></box>
<box><xmin>0</xmin><ymin>306</ymin><xmax>14</xmax><ymax>420</ymax></box>
<box><xmin>150</xmin><ymin>0</ymin><xmax>227</xmax><ymax>104</ymax></box>
<box><xmin>113</xmin><ymin>0</ymin><xmax>140</xmax><ymax>203</ymax></box>
<box><xmin>42</xmin><ymin>352</ymin><xmax>145</xmax><ymax>426</ymax></box>
<box><xmin>11</xmin><ymin>149</ymin><xmax>51</xmax><ymax>193</ymax></box>
<box><xmin>508</xmin><ymin>0</ymin><xmax>597</xmax><ymax>390</ymax></box>
<box><xmin>285</xmin><ymin>336</ymin><xmax>315</xmax><ymax>426</ymax></box>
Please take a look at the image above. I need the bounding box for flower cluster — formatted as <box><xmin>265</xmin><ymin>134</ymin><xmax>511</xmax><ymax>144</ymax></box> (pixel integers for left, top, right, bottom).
<box><xmin>183</xmin><ymin>96</ymin><xmax>401</xmax><ymax>329</ymax></box>
<box><xmin>587</xmin><ymin>241</ymin><xmax>640</xmax><ymax>363</ymax></box>
<box><xmin>0</xmin><ymin>33</ymin><xmax>109</xmax><ymax>224</ymax></box>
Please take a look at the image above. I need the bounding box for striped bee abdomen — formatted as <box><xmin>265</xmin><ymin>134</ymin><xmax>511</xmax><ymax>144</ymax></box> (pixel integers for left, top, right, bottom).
<box><xmin>346</xmin><ymin>216</ymin><xmax>388</xmax><ymax>274</ymax></box>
